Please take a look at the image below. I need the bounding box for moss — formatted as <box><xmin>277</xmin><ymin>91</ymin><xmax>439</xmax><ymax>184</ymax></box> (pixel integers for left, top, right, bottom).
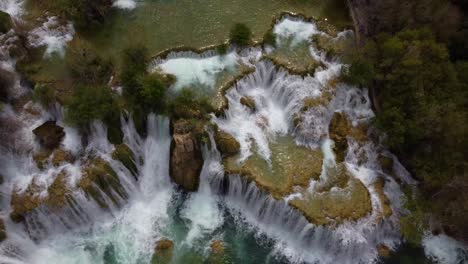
<box><xmin>46</xmin><ymin>171</ymin><xmax>73</xmax><ymax>210</ymax></box>
<box><xmin>78</xmin><ymin>158</ymin><xmax>128</xmax><ymax>209</ymax></box>
<box><xmin>112</xmin><ymin>144</ymin><xmax>138</xmax><ymax>179</ymax></box>
<box><xmin>240</xmin><ymin>96</ymin><xmax>256</xmax><ymax>111</ymax></box>
<box><xmin>289</xmin><ymin>177</ymin><xmax>372</xmax><ymax>225</ymax></box>
<box><xmin>33</xmin><ymin>150</ymin><xmax>52</xmax><ymax>170</ymax></box>
<box><xmin>0</xmin><ymin>11</ymin><xmax>12</xmax><ymax>34</ymax></box>
<box><xmin>329</xmin><ymin>112</ymin><xmax>367</xmax><ymax>162</ymax></box>
<box><xmin>214</xmin><ymin>129</ymin><xmax>240</xmax><ymax>156</ymax></box>
<box><xmin>224</xmin><ymin>137</ymin><xmax>323</xmax><ymax>198</ymax></box>
<box><xmin>378</xmin><ymin>154</ymin><xmax>394</xmax><ymax>175</ymax></box>
<box><xmin>152</xmin><ymin>239</ymin><xmax>174</xmax><ymax>264</ymax></box>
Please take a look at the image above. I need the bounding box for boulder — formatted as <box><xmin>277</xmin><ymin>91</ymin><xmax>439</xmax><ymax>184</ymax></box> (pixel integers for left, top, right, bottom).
<box><xmin>112</xmin><ymin>144</ymin><xmax>138</xmax><ymax>179</ymax></box>
<box><xmin>378</xmin><ymin>154</ymin><xmax>394</xmax><ymax>175</ymax></box>
<box><xmin>240</xmin><ymin>96</ymin><xmax>256</xmax><ymax>111</ymax></box>
<box><xmin>0</xmin><ymin>218</ymin><xmax>6</xmax><ymax>242</ymax></box>
<box><xmin>170</xmin><ymin>120</ymin><xmax>203</xmax><ymax>192</ymax></box>
<box><xmin>0</xmin><ymin>11</ymin><xmax>12</xmax><ymax>34</ymax></box>
<box><xmin>33</xmin><ymin>121</ymin><xmax>65</xmax><ymax>150</ymax></box>
<box><xmin>10</xmin><ymin>178</ymin><xmax>44</xmax><ymax>222</ymax></box>
<box><xmin>152</xmin><ymin>239</ymin><xmax>174</xmax><ymax>264</ymax></box>
<box><xmin>377</xmin><ymin>244</ymin><xmax>391</xmax><ymax>258</ymax></box>
<box><xmin>214</xmin><ymin>129</ymin><xmax>240</xmax><ymax>156</ymax></box>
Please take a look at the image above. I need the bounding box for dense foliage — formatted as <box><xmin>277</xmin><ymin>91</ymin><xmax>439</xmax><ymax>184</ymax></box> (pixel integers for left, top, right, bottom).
<box><xmin>345</xmin><ymin>0</ymin><xmax>468</xmax><ymax>244</ymax></box>
<box><xmin>0</xmin><ymin>11</ymin><xmax>12</xmax><ymax>33</ymax></box>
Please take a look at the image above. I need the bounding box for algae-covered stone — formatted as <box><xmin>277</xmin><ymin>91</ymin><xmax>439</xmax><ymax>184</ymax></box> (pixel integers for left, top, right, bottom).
<box><xmin>0</xmin><ymin>218</ymin><xmax>7</xmax><ymax>242</ymax></box>
<box><xmin>240</xmin><ymin>96</ymin><xmax>256</xmax><ymax>111</ymax></box>
<box><xmin>289</xmin><ymin>176</ymin><xmax>372</xmax><ymax>225</ymax></box>
<box><xmin>10</xmin><ymin>178</ymin><xmax>44</xmax><ymax>222</ymax></box>
<box><xmin>378</xmin><ymin>154</ymin><xmax>393</xmax><ymax>175</ymax></box>
<box><xmin>46</xmin><ymin>171</ymin><xmax>73</xmax><ymax>210</ymax></box>
<box><xmin>152</xmin><ymin>239</ymin><xmax>174</xmax><ymax>264</ymax></box>
<box><xmin>79</xmin><ymin>158</ymin><xmax>128</xmax><ymax>209</ymax></box>
<box><xmin>0</xmin><ymin>11</ymin><xmax>12</xmax><ymax>34</ymax></box>
<box><xmin>112</xmin><ymin>144</ymin><xmax>138</xmax><ymax>179</ymax></box>
<box><xmin>51</xmin><ymin>149</ymin><xmax>74</xmax><ymax>167</ymax></box>
<box><xmin>224</xmin><ymin>137</ymin><xmax>323</xmax><ymax>198</ymax></box>
<box><xmin>214</xmin><ymin>129</ymin><xmax>240</xmax><ymax>156</ymax></box>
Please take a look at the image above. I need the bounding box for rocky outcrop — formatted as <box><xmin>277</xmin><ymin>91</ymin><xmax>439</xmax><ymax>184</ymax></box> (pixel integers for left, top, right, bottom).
<box><xmin>78</xmin><ymin>158</ymin><xmax>128</xmax><ymax>209</ymax></box>
<box><xmin>33</xmin><ymin>121</ymin><xmax>65</xmax><ymax>150</ymax></box>
<box><xmin>0</xmin><ymin>11</ymin><xmax>12</xmax><ymax>34</ymax></box>
<box><xmin>152</xmin><ymin>238</ymin><xmax>174</xmax><ymax>264</ymax></box>
<box><xmin>329</xmin><ymin>111</ymin><xmax>367</xmax><ymax>162</ymax></box>
<box><xmin>170</xmin><ymin>120</ymin><xmax>203</xmax><ymax>192</ymax></box>
<box><xmin>112</xmin><ymin>144</ymin><xmax>138</xmax><ymax>179</ymax></box>
<box><xmin>214</xmin><ymin>129</ymin><xmax>240</xmax><ymax>156</ymax></box>
<box><xmin>240</xmin><ymin>96</ymin><xmax>256</xmax><ymax>111</ymax></box>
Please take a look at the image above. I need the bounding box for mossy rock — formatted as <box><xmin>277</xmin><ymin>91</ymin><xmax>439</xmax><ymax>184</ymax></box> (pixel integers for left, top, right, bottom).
<box><xmin>112</xmin><ymin>144</ymin><xmax>138</xmax><ymax>179</ymax></box>
<box><xmin>10</xmin><ymin>179</ymin><xmax>44</xmax><ymax>222</ymax></box>
<box><xmin>224</xmin><ymin>137</ymin><xmax>323</xmax><ymax>198</ymax></box>
<box><xmin>33</xmin><ymin>150</ymin><xmax>52</xmax><ymax>170</ymax></box>
<box><xmin>378</xmin><ymin>154</ymin><xmax>394</xmax><ymax>175</ymax></box>
<box><xmin>32</xmin><ymin>121</ymin><xmax>65</xmax><ymax>150</ymax></box>
<box><xmin>214</xmin><ymin>129</ymin><xmax>240</xmax><ymax>156</ymax></box>
<box><xmin>46</xmin><ymin>171</ymin><xmax>74</xmax><ymax>210</ymax></box>
<box><xmin>208</xmin><ymin>240</ymin><xmax>226</xmax><ymax>264</ymax></box>
<box><xmin>51</xmin><ymin>149</ymin><xmax>74</xmax><ymax>167</ymax></box>
<box><xmin>0</xmin><ymin>218</ymin><xmax>7</xmax><ymax>242</ymax></box>
<box><xmin>0</xmin><ymin>11</ymin><xmax>12</xmax><ymax>34</ymax></box>
<box><xmin>289</xmin><ymin>176</ymin><xmax>372</xmax><ymax>225</ymax></box>
<box><xmin>152</xmin><ymin>239</ymin><xmax>174</xmax><ymax>264</ymax></box>
<box><xmin>78</xmin><ymin>158</ymin><xmax>128</xmax><ymax>209</ymax></box>
<box><xmin>240</xmin><ymin>96</ymin><xmax>256</xmax><ymax>111</ymax></box>
<box><xmin>374</xmin><ymin>178</ymin><xmax>393</xmax><ymax>218</ymax></box>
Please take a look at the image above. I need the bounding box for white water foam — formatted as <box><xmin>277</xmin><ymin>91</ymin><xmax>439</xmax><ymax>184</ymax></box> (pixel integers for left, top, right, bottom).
<box><xmin>422</xmin><ymin>234</ymin><xmax>468</xmax><ymax>264</ymax></box>
<box><xmin>113</xmin><ymin>0</ymin><xmax>137</xmax><ymax>10</ymax></box>
<box><xmin>274</xmin><ymin>17</ymin><xmax>321</xmax><ymax>47</ymax></box>
<box><xmin>0</xmin><ymin>0</ymin><xmax>24</xmax><ymax>19</ymax></box>
<box><xmin>28</xmin><ymin>17</ymin><xmax>75</xmax><ymax>58</ymax></box>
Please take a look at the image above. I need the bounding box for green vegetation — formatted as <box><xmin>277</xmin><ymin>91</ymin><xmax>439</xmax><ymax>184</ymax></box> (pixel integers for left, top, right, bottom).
<box><xmin>32</xmin><ymin>84</ymin><xmax>55</xmax><ymax>108</ymax></box>
<box><xmin>65</xmin><ymin>85</ymin><xmax>120</xmax><ymax>130</ymax></box>
<box><xmin>262</xmin><ymin>30</ymin><xmax>277</xmax><ymax>47</ymax></box>
<box><xmin>346</xmin><ymin>0</ymin><xmax>468</xmax><ymax>243</ymax></box>
<box><xmin>39</xmin><ymin>0</ymin><xmax>113</xmax><ymax>31</ymax></box>
<box><xmin>229</xmin><ymin>23</ymin><xmax>252</xmax><ymax>46</ymax></box>
<box><xmin>167</xmin><ymin>88</ymin><xmax>215</xmax><ymax>119</ymax></box>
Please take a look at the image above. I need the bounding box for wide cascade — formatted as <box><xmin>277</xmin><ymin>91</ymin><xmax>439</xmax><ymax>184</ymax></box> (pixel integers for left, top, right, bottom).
<box><xmin>0</xmin><ymin>2</ymin><xmax>467</xmax><ymax>263</ymax></box>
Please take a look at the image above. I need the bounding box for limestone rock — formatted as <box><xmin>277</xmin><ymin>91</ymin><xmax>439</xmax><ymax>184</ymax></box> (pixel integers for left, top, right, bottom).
<box><xmin>377</xmin><ymin>244</ymin><xmax>391</xmax><ymax>258</ymax></box>
<box><xmin>240</xmin><ymin>96</ymin><xmax>256</xmax><ymax>111</ymax></box>
<box><xmin>79</xmin><ymin>158</ymin><xmax>128</xmax><ymax>209</ymax></box>
<box><xmin>210</xmin><ymin>240</ymin><xmax>225</xmax><ymax>254</ymax></box>
<box><xmin>152</xmin><ymin>239</ymin><xmax>174</xmax><ymax>264</ymax></box>
<box><xmin>33</xmin><ymin>121</ymin><xmax>65</xmax><ymax>150</ymax></box>
<box><xmin>329</xmin><ymin>112</ymin><xmax>351</xmax><ymax>162</ymax></box>
<box><xmin>214</xmin><ymin>129</ymin><xmax>240</xmax><ymax>156</ymax></box>
<box><xmin>112</xmin><ymin>144</ymin><xmax>138</xmax><ymax>179</ymax></box>
<box><xmin>51</xmin><ymin>149</ymin><xmax>74</xmax><ymax>167</ymax></box>
<box><xmin>170</xmin><ymin>120</ymin><xmax>203</xmax><ymax>192</ymax></box>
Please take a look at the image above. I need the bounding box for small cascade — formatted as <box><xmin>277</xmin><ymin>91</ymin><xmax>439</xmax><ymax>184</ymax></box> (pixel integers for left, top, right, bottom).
<box><xmin>27</xmin><ymin>16</ymin><xmax>75</xmax><ymax>58</ymax></box>
<box><xmin>0</xmin><ymin>0</ymin><xmax>24</xmax><ymax>19</ymax></box>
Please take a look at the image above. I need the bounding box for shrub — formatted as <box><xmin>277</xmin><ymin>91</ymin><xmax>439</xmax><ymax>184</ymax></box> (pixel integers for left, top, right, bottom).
<box><xmin>229</xmin><ymin>23</ymin><xmax>252</xmax><ymax>46</ymax></box>
<box><xmin>66</xmin><ymin>40</ymin><xmax>113</xmax><ymax>85</ymax></box>
<box><xmin>168</xmin><ymin>88</ymin><xmax>214</xmax><ymax>119</ymax></box>
<box><xmin>139</xmin><ymin>74</ymin><xmax>166</xmax><ymax>110</ymax></box>
<box><xmin>32</xmin><ymin>84</ymin><xmax>55</xmax><ymax>108</ymax></box>
<box><xmin>66</xmin><ymin>85</ymin><xmax>120</xmax><ymax>130</ymax></box>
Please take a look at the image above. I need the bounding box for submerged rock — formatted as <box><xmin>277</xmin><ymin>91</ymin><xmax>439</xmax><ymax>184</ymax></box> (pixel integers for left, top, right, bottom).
<box><xmin>79</xmin><ymin>158</ymin><xmax>128</xmax><ymax>209</ymax></box>
<box><xmin>210</xmin><ymin>240</ymin><xmax>225</xmax><ymax>254</ymax></box>
<box><xmin>33</xmin><ymin>121</ymin><xmax>65</xmax><ymax>150</ymax></box>
<box><xmin>240</xmin><ymin>96</ymin><xmax>256</xmax><ymax>111</ymax></box>
<box><xmin>214</xmin><ymin>129</ymin><xmax>240</xmax><ymax>156</ymax></box>
<box><xmin>329</xmin><ymin>112</ymin><xmax>367</xmax><ymax>162</ymax></box>
<box><xmin>170</xmin><ymin>120</ymin><xmax>203</xmax><ymax>192</ymax></box>
<box><xmin>224</xmin><ymin>137</ymin><xmax>323</xmax><ymax>198</ymax></box>
<box><xmin>112</xmin><ymin>144</ymin><xmax>138</xmax><ymax>179</ymax></box>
